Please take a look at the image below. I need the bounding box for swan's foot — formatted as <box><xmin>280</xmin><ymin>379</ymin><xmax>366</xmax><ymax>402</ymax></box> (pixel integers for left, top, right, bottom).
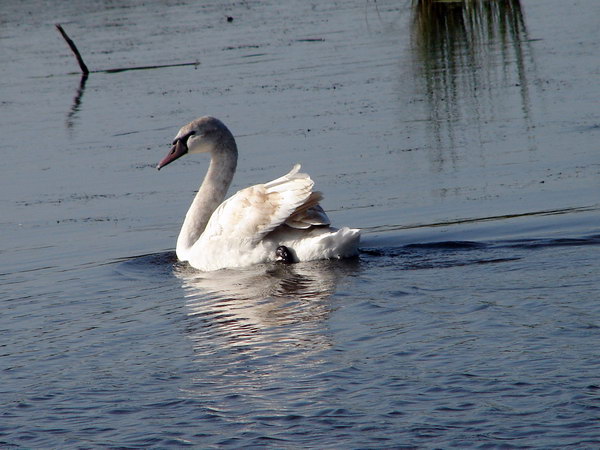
<box><xmin>275</xmin><ymin>246</ymin><xmax>294</xmax><ymax>264</ymax></box>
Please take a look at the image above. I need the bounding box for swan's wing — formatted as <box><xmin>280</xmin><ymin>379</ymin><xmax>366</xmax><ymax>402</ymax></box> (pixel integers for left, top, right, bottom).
<box><xmin>201</xmin><ymin>164</ymin><xmax>321</xmax><ymax>243</ymax></box>
<box><xmin>284</xmin><ymin>196</ymin><xmax>331</xmax><ymax>229</ymax></box>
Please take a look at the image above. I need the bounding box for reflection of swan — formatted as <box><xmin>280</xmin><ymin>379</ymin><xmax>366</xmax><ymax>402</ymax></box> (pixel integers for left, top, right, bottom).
<box><xmin>175</xmin><ymin>259</ymin><xmax>359</xmax><ymax>349</ymax></box>
<box><xmin>157</xmin><ymin>116</ymin><xmax>360</xmax><ymax>271</ymax></box>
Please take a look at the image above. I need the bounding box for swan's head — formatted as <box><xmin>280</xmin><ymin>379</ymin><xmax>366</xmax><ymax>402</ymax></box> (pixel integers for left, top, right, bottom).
<box><xmin>157</xmin><ymin>116</ymin><xmax>232</xmax><ymax>170</ymax></box>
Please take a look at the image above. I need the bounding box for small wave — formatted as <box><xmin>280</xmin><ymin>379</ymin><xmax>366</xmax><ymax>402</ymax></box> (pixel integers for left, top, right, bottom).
<box><xmin>363</xmin><ymin>205</ymin><xmax>600</xmax><ymax>236</ymax></box>
<box><xmin>359</xmin><ymin>232</ymin><xmax>600</xmax><ymax>271</ymax></box>
<box><xmin>113</xmin><ymin>251</ymin><xmax>178</xmax><ymax>280</ymax></box>
<box><xmin>363</xmin><ymin>233</ymin><xmax>600</xmax><ymax>256</ymax></box>
<box><xmin>499</xmin><ymin>234</ymin><xmax>600</xmax><ymax>250</ymax></box>
<box><xmin>115</xmin><ymin>251</ymin><xmax>177</xmax><ymax>266</ymax></box>
<box><xmin>405</xmin><ymin>241</ymin><xmax>487</xmax><ymax>250</ymax></box>
<box><xmin>360</xmin><ymin>241</ymin><xmax>487</xmax><ymax>258</ymax></box>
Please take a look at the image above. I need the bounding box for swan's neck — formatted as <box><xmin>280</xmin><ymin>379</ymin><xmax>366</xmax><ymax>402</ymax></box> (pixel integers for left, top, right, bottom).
<box><xmin>176</xmin><ymin>140</ymin><xmax>237</xmax><ymax>260</ymax></box>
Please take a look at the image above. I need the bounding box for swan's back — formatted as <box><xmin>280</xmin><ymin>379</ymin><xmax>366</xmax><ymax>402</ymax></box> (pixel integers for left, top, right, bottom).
<box><xmin>200</xmin><ymin>164</ymin><xmax>316</xmax><ymax>242</ymax></box>
<box><xmin>187</xmin><ymin>165</ymin><xmax>359</xmax><ymax>271</ymax></box>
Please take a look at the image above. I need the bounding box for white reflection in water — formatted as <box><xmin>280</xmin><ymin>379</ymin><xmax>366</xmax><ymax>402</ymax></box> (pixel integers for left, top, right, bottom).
<box><xmin>174</xmin><ymin>259</ymin><xmax>359</xmax><ymax>352</ymax></box>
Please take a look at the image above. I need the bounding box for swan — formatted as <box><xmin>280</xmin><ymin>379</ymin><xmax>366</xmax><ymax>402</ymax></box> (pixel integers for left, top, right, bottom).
<box><xmin>157</xmin><ymin>116</ymin><xmax>360</xmax><ymax>271</ymax></box>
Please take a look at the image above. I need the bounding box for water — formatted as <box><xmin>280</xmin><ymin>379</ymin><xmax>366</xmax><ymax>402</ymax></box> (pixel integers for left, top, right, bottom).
<box><xmin>2</xmin><ymin>0</ymin><xmax>600</xmax><ymax>447</ymax></box>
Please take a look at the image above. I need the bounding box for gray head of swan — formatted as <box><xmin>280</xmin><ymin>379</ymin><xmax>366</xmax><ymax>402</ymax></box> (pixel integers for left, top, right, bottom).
<box><xmin>157</xmin><ymin>116</ymin><xmax>235</xmax><ymax>170</ymax></box>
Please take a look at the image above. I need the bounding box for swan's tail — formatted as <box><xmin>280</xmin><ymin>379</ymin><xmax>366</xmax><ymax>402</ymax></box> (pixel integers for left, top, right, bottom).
<box><xmin>263</xmin><ymin>164</ymin><xmax>360</xmax><ymax>261</ymax></box>
<box><xmin>286</xmin><ymin>226</ymin><xmax>361</xmax><ymax>262</ymax></box>
<box><xmin>328</xmin><ymin>227</ymin><xmax>361</xmax><ymax>259</ymax></box>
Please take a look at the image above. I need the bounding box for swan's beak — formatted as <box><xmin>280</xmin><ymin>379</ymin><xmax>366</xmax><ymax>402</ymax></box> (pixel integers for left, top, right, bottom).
<box><xmin>157</xmin><ymin>140</ymin><xmax>187</xmax><ymax>170</ymax></box>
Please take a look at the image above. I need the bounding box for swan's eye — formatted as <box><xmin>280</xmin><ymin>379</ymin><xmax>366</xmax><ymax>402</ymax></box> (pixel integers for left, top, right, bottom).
<box><xmin>172</xmin><ymin>131</ymin><xmax>196</xmax><ymax>145</ymax></box>
<box><xmin>182</xmin><ymin>131</ymin><xmax>196</xmax><ymax>143</ymax></box>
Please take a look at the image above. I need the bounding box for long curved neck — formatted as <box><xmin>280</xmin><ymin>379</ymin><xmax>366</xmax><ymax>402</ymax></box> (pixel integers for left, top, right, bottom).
<box><xmin>176</xmin><ymin>138</ymin><xmax>237</xmax><ymax>260</ymax></box>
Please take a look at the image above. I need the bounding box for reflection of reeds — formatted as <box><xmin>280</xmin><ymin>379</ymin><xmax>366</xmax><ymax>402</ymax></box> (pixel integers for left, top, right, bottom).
<box><xmin>411</xmin><ymin>0</ymin><xmax>535</xmax><ymax>164</ymax></box>
<box><xmin>413</xmin><ymin>0</ymin><xmax>528</xmax><ymax>53</ymax></box>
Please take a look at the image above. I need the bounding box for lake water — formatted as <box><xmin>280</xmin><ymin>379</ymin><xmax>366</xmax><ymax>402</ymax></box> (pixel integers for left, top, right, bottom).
<box><xmin>2</xmin><ymin>0</ymin><xmax>600</xmax><ymax>447</ymax></box>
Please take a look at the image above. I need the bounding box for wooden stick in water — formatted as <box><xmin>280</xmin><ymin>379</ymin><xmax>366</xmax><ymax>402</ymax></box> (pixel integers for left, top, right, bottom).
<box><xmin>55</xmin><ymin>24</ymin><xmax>89</xmax><ymax>74</ymax></box>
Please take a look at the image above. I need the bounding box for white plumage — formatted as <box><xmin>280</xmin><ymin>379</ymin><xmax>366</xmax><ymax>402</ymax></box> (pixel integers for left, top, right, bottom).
<box><xmin>157</xmin><ymin>116</ymin><xmax>360</xmax><ymax>271</ymax></box>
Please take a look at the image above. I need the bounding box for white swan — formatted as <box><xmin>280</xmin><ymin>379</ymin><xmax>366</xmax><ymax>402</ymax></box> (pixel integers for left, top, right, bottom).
<box><xmin>157</xmin><ymin>116</ymin><xmax>360</xmax><ymax>271</ymax></box>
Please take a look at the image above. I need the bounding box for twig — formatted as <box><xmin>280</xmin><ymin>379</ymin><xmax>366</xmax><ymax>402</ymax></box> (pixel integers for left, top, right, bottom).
<box><xmin>55</xmin><ymin>23</ymin><xmax>199</xmax><ymax>76</ymax></box>
<box><xmin>104</xmin><ymin>61</ymin><xmax>199</xmax><ymax>73</ymax></box>
<box><xmin>55</xmin><ymin>24</ymin><xmax>89</xmax><ymax>74</ymax></box>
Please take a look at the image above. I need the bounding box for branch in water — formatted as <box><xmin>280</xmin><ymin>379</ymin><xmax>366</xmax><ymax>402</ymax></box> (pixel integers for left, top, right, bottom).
<box><xmin>55</xmin><ymin>24</ymin><xmax>89</xmax><ymax>74</ymax></box>
<box><xmin>55</xmin><ymin>23</ymin><xmax>199</xmax><ymax>75</ymax></box>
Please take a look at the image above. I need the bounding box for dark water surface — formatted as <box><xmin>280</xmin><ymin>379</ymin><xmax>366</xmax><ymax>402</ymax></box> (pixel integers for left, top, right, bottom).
<box><xmin>2</xmin><ymin>0</ymin><xmax>600</xmax><ymax>447</ymax></box>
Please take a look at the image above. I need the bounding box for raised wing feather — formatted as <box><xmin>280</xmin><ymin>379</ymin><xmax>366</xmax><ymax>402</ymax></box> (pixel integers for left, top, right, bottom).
<box><xmin>285</xmin><ymin>194</ymin><xmax>331</xmax><ymax>229</ymax></box>
<box><xmin>200</xmin><ymin>164</ymin><xmax>319</xmax><ymax>243</ymax></box>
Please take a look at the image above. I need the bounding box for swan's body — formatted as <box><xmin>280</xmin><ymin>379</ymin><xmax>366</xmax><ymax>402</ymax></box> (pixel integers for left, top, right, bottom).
<box><xmin>157</xmin><ymin>116</ymin><xmax>360</xmax><ymax>271</ymax></box>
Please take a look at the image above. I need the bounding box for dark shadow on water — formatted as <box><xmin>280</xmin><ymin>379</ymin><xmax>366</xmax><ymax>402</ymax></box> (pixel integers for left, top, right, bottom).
<box><xmin>411</xmin><ymin>0</ymin><xmax>538</xmax><ymax>168</ymax></box>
